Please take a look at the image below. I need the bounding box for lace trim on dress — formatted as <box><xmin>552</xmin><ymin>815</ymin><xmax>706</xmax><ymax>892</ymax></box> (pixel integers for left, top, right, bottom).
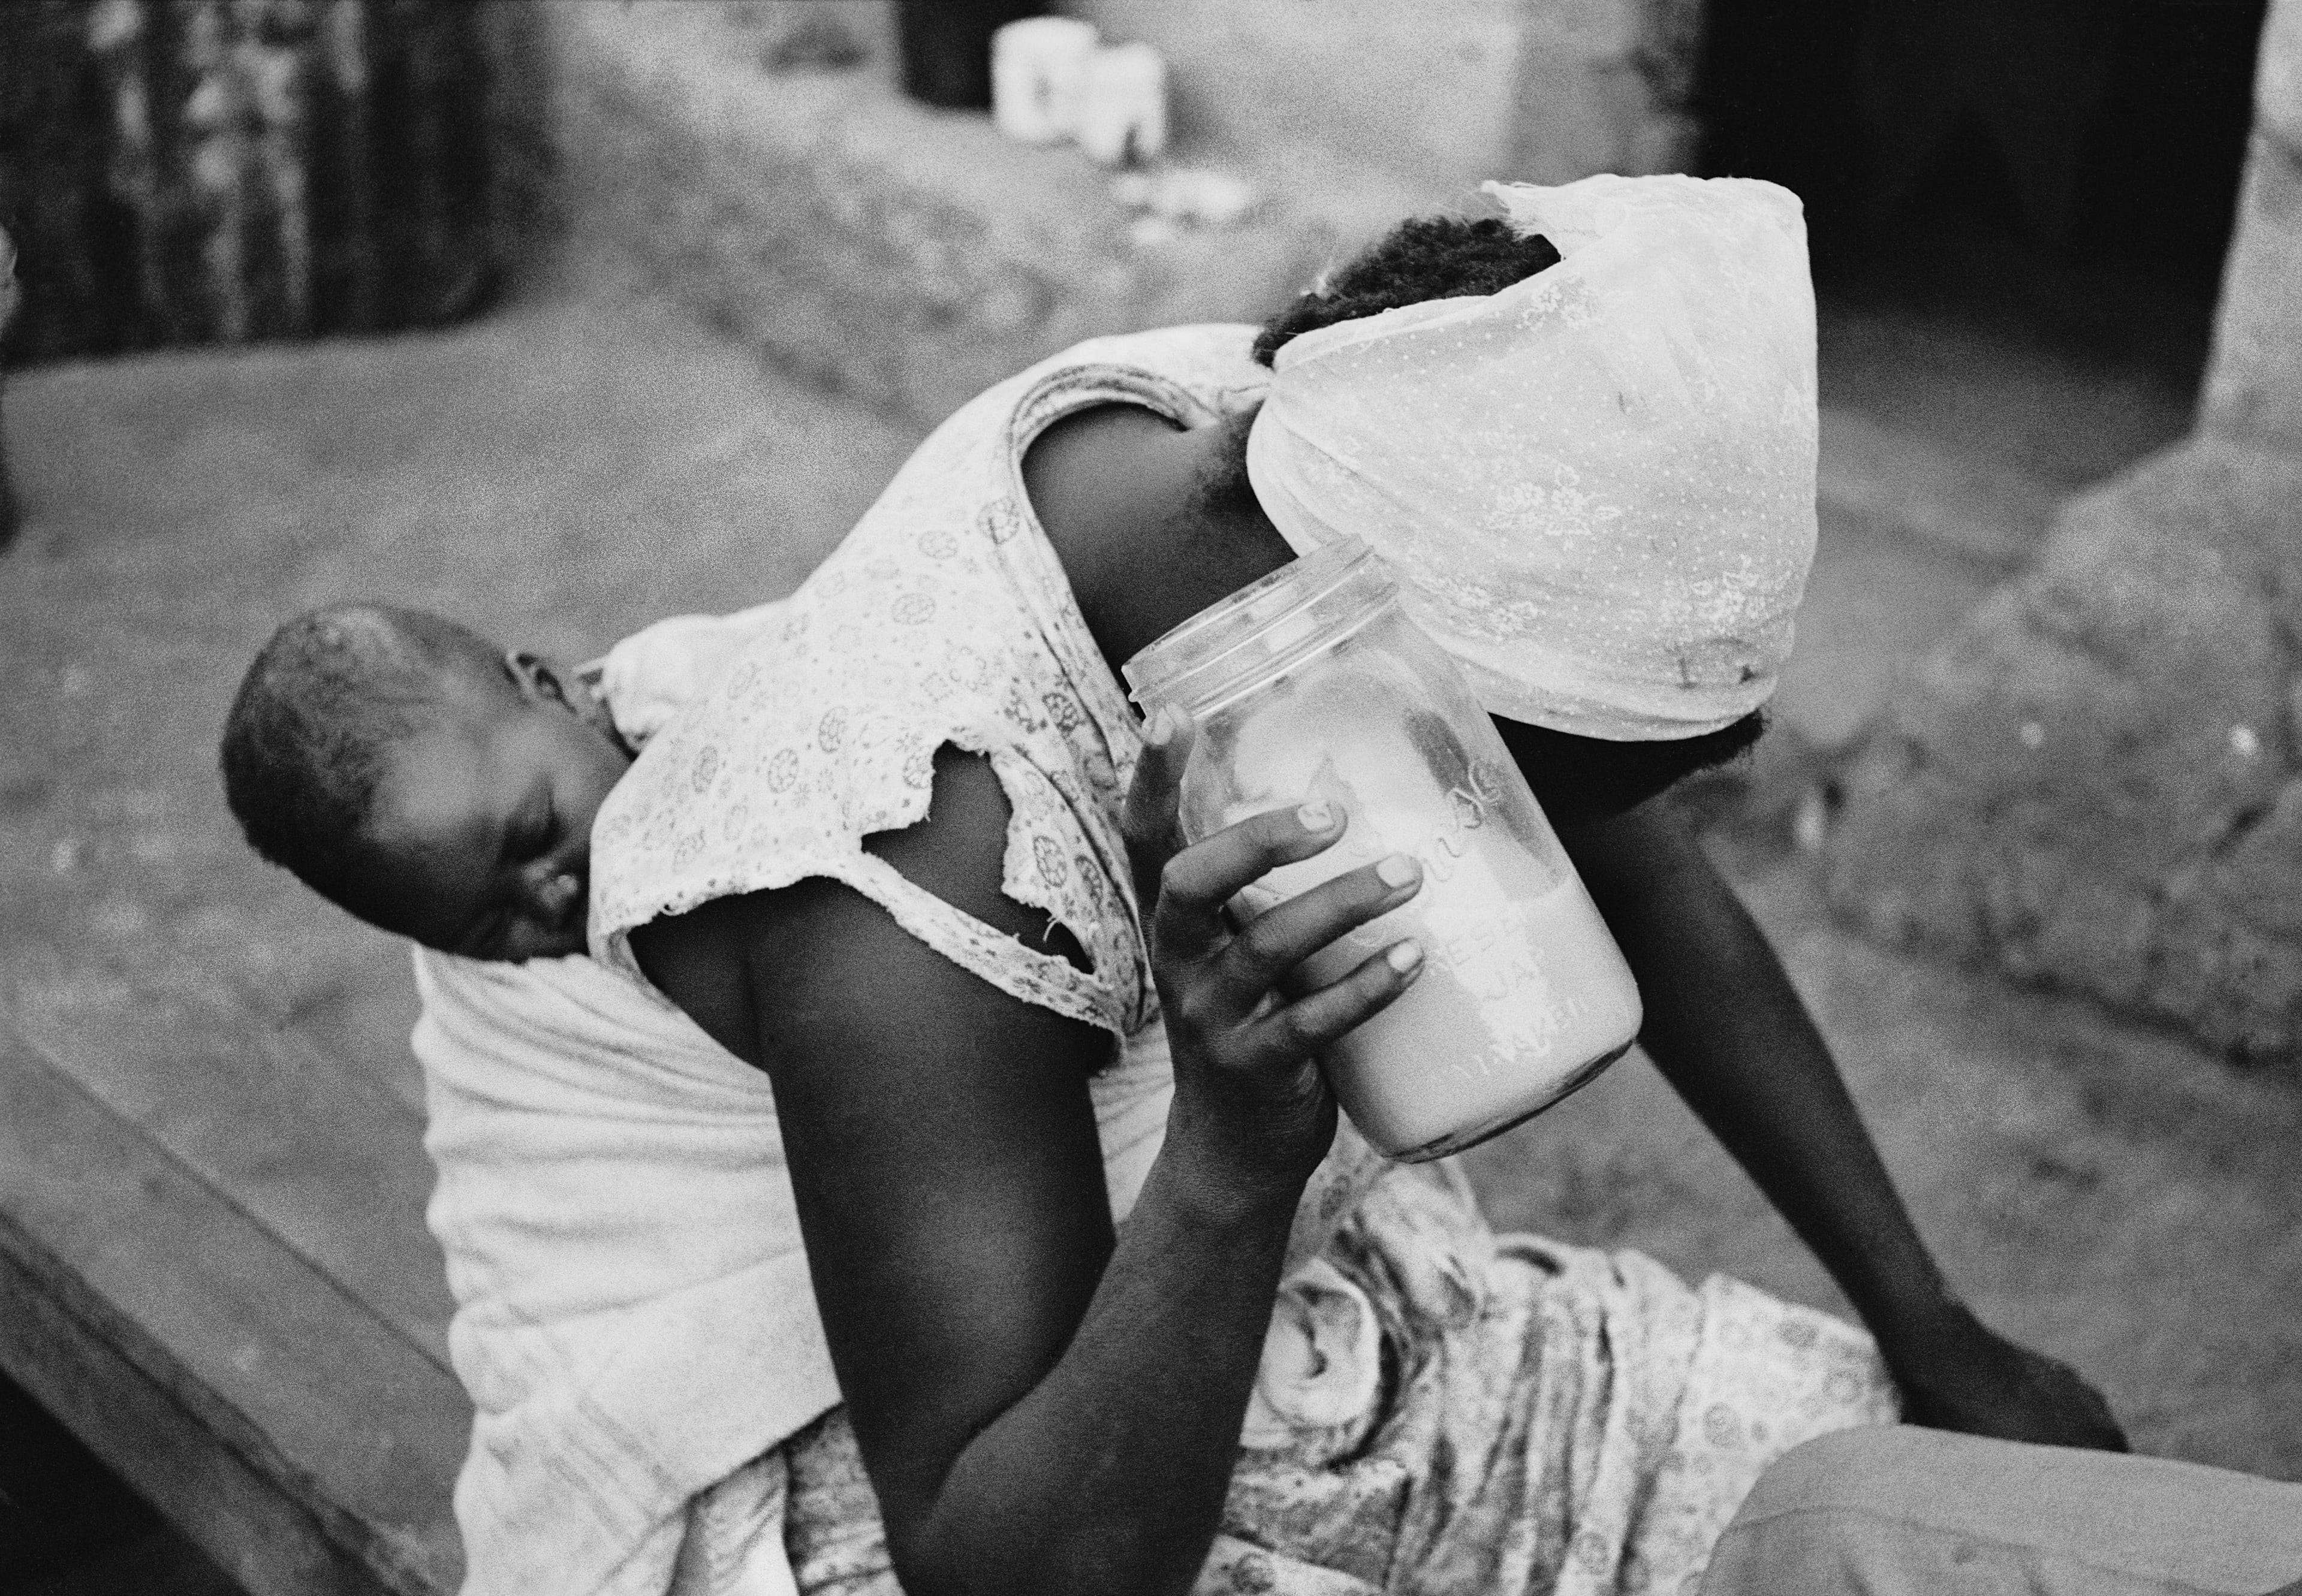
<box><xmin>587</xmin><ymin>335</ymin><xmax>1271</xmax><ymax>1050</ymax></box>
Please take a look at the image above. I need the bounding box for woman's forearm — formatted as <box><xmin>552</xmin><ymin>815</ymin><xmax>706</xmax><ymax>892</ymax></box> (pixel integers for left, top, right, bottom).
<box><xmin>900</xmin><ymin>1133</ymin><xmax>1304</xmax><ymax>1596</ymax></box>
<box><xmin>710</xmin><ymin>741</ymin><xmax>1409</xmax><ymax>1596</ymax></box>
<box><xmin>1558</xmin><ymin>803</ymin><xmax>1959</xmax><ymax>1357</ymax></box>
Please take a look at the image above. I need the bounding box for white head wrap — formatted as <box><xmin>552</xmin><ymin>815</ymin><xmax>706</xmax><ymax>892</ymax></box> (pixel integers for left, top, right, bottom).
<box><xmin>1245</xmin><ymin>173</ymin><xmax>1819</xmax><ymax>741</ymax></box>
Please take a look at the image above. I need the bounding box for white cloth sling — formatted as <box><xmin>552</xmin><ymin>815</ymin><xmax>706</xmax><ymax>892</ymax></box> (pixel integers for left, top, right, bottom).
<box><xmin>415</xmin><ymin>944</ymin><xmax>1180</xmax><ymax>1595</ymax></box>
<box><xmin>415</xmin><ymin>945</ymin><xmax>826</xmax><ymax>1594</ymax></box>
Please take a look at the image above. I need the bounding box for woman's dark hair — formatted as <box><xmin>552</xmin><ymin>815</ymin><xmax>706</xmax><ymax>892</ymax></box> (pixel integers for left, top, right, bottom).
<box><xmin>1252</xmin><ymin>215</ymin><xmax>1562</xmax><ymax>367</ymax></box>
<box><xmin>1211</xmin><ymin>213</ymin><xmax>1765</xmax><ymax>823</ymax></box>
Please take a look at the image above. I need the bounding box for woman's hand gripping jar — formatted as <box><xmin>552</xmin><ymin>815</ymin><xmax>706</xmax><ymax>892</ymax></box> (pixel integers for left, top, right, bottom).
<box><xmin>1124</xmin><ymin>538</ymin><xmax>1643</xmax><ymax>1161</ymax></box>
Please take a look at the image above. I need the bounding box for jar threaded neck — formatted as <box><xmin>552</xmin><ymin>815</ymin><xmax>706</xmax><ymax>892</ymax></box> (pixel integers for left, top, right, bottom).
<box><xmin>1122</xmin><ymin>537</ymin><xmax>1398</xmax><ymax>719</ymax></box>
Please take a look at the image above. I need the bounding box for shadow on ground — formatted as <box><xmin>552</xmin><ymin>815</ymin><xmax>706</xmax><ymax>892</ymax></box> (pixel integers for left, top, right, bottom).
<box><xmin>0</xmin><ymin>1371</ymin><xmax>239</xmax><ymax>1595</ymax></box>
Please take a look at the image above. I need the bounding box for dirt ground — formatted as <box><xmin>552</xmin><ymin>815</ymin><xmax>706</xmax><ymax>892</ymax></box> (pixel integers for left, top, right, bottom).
<box><xmin>2</xmin><ymin>264</ymin><xmax>2296</xmax><ymax>1535</ymax></box>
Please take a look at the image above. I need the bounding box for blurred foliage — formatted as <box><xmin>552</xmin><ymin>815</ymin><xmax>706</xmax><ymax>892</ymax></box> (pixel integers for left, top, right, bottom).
<box><xmin>0</xmin><ymin>0</ymin><xmax>552</xmax><ymax>364</ymax></box>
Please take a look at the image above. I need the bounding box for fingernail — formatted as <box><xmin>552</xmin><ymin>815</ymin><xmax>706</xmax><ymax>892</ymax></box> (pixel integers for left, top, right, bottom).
<box><xmin>1145</xmin><ymin>707</ymin><xmax>1177</xmax><ymax>747</ymax></box>
<box><xmin>1297</xmin><ymin>800</ymin><xmax>1335</xmax><ymax>831</ymax></box>
<box><xmin>1386</xmin><ymin>940</ymin><xmax>1424</xmax><ymax>973</ymax></box>
<box><xmin>1376</xmin><ymin>853</ymin><xmax>1420</xmax><ymax>889</ymax></box>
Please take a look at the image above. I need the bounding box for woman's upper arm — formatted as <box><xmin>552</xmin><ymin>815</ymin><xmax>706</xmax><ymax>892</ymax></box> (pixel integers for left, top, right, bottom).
<box><xmin>627</xmin><ymin>750</ymin><xmax>1119</xmax><ymax>1544</ymax></box>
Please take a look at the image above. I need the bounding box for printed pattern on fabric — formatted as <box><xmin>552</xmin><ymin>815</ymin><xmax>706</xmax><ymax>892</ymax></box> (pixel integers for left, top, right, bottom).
<box><xmin>718</xmin><ymin>1164</ymin><xmax>1896</xmax><ymax>1596</ymax></box>
<box><xmin>589</xmin><ymin>326</ymin><xmax>1275</xmax><ymax>1041</ymax></box>
<box><xmin>1244</xmin><ymin>174</ymin><xmax>1820</xmax><ymax>741</ymax></box>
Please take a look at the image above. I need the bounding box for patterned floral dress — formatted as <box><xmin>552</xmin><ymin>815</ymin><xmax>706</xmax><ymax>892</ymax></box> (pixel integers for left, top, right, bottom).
<box><xmin>587</xmin><ymin>325</ymin><xmax>1897</xmax><ymax>1596</ymax></box>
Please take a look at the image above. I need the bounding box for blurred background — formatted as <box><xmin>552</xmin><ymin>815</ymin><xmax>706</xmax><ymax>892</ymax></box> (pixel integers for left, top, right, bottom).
<box><xmin>2</xmin><ymin>2</ymin><xmax>2297</xmax><ymax>1592</ymax></box>
<box><xmin>0</xmin><ymin>1</ymin><xmax>2265</xmax><ymax>361</ymax></box>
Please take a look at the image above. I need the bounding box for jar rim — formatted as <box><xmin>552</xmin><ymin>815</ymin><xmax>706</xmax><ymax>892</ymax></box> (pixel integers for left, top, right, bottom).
<box><xmin>1122</xmin><ymin>536</ymin><xmax>1388</xmax><ymax>711</ymax></box>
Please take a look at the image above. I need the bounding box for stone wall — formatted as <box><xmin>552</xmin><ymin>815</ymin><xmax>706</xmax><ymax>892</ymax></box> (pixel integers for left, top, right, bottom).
<box><xmin>1063</xmin><ymin>0</ymin><xmax>1703</xmax><ymax>207</ymax></box>
<box><xmin>1824</xmin><ymin>0</ymin><xmax>2302</xmax><ymax>1065</ymax></box>
<box><xmin>2203</xmin><ymin>0</ymin><xmax>2302</xmax><ymax>452</ymax></box>
<box><xmin>553</xmin><ymin>1</ymin><xmax>1334</xmax><ymax>424</ymax></box>
<box><xmin>1505</xmin><ymin>0</ymin><xmax>1706</xmax><ymax>185</ymax></box>
<box><xmin>550</xmin><ymin>0</ymin><xmax>1703</xmax><ymax>427</ymax></box>
<box><xmin>1062</xmin><ymin>0</ymin><xmax>1527</xmax><ymax>207</ymax></box>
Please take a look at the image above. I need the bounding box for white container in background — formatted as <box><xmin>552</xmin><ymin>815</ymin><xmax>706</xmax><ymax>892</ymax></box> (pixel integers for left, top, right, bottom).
<box><xmin>1111</xmin><ymin>169</ymin><xmax>1259</xmax><ymax>228</ymax></box>
<box><xmin>1075</xmin><ymin>42</ymin><xmax>1168</xmax><ymax>166</ymax></box>
<box><xmin>992</xmin><ymin>17</ymin><xmax>1100</xmax><ymax>144</ymax></box>
<box><xmin>1125</xmin><ymin>538</ymin><xmax>1644</xmax><ymax>1162</ymax></box>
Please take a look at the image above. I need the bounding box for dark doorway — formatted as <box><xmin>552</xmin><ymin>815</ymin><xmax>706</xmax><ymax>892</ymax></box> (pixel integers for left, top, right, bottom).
<box><xmin>1697</xmin><ymin>0</ymin><xmax>2267</xmax><ymax>383</ymax></box>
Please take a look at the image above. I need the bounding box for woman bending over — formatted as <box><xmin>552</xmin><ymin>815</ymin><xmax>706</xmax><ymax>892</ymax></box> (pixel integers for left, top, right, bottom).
<box><xmin>222</xmin><ymin>176</ymin><xmax>2122</xmax><ymax>1595</ymax></box>
<box><xmin>589</xmin><ymin>177</ymin><xmax>2119</xmax><ymax>1595</ymax></box>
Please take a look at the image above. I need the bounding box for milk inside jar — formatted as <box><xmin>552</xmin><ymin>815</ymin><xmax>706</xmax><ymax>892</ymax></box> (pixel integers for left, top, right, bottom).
<box><xmin>1124</xmin><ymin>538</ymin><xmax>1643</xmax><ymax>1161</ymax></box>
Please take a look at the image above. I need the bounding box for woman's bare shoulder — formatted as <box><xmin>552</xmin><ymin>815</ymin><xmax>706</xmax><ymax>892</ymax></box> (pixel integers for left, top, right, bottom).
<box><xmin>1023</xmin><ymin>403</ymin><xmax>1187</xmax><ymax>579</ymax></box>
<box><xmin>1023</xmin><ymin>404</ymin><xmax>1292</xmax><ymax>677</ymax></box>
<box><xmin>629</xmin><ymin>750</ymin><xmax>1125</xmax><ymax>1543</ymax></box>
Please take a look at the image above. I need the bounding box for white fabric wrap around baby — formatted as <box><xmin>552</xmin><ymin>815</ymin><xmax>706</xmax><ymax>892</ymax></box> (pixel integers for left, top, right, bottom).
<box><xmin>1246</xmin><ymin>173</ymin><xmax>1821</xmax><ymax>740</ymax></box>
<box><xmin>417</xmin><ymin>948</ymin><xmax>1192</xmax><ymax>1594</ymax></box>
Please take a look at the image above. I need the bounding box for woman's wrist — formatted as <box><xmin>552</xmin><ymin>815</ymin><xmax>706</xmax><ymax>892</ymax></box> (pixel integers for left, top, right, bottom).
<box><xmin>1863</xmin><ymin>1278</ymin><xmax>1980</xmax><ymax>1380</ymax></box>
<box><xmin>1157</xmin><ymin>1093</ymin><xmax>1325</xmax><ymax>1223</ymax></box>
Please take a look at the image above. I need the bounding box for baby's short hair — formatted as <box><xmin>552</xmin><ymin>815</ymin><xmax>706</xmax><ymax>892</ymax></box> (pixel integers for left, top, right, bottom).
<box><xmin>219</xmin><ymin>603</ymin><xmax>499</xmax><ymax>917</ymax></box>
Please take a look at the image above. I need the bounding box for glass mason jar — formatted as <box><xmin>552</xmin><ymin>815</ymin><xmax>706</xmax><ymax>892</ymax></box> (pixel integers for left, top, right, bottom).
<box><xmin>1123</xmin><ymin>538</ymin><xmax>1643</xmax><ymax>1161</ymax></box>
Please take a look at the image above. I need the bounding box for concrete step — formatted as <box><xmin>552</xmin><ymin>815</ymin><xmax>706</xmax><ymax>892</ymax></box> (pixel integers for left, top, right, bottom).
<box><xmin>0</xmin><ymin>285</ymin><xmax>929</xmax><ymax>1595</ymax></box>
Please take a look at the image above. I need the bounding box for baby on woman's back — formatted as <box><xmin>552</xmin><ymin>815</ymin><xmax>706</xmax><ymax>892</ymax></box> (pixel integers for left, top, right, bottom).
<box><xmin>214</xmin><ymin>596</ymin><xmax>1191</xmax><ymax>1591</ymax></box>
<box><xmin>219</xmin><ymin>599</ymin><xmax>778</xmax><ymax>963</ymax></box>
<box><xmin>216</xmin><ymin>596</ymin><xmax>855</xmax><ymax>1585</ymax></box>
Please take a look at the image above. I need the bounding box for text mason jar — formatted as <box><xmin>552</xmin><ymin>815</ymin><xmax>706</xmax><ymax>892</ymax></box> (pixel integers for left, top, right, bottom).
<box><xmin>1124</xmin><ymin>538</ymin><xmax>1643</xmax><ymax>1161</ymax></box>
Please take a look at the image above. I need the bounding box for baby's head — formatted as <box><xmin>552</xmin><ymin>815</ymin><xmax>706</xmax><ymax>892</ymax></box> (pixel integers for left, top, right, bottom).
<box><xmin>220</xmin><ymin>603</ymin><xmax>632</xmax><ymax>961</ymax></box>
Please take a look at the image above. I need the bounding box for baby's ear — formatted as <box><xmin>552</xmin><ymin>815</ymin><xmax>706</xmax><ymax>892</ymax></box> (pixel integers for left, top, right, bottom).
<box><xmin>507</xmin><ymin>648</ymin><xmax>620</xmax><ymax>740</ymax></box>
<box><xmin>504</xmin><ymin>649</ymin><xmax>568</xmax><ymax>707</ymax></box>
